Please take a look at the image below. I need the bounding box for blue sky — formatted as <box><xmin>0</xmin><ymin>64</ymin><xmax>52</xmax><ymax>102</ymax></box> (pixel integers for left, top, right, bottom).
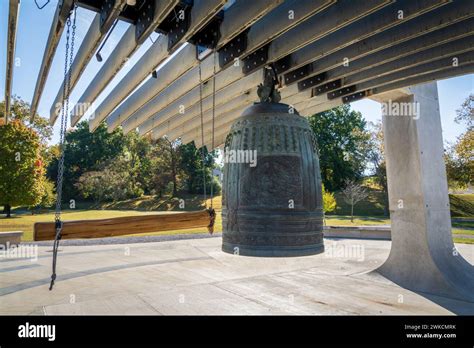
<box><xmin>1</xmin><ymin>1</ymin><xmax>472</xmax><ymax>146</ymax></box>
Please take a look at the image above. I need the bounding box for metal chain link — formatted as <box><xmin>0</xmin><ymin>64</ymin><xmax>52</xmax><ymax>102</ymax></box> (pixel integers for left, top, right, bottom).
<box><xmin>50</xmin><ymin>4</ymin><xmax>77</xmax><ymax>291</ymax></box>
<box><xmin>198</xmin><ymin>60</ymin><xmax>207</xmax><ymax>208</ymax></box>
<box><xmin>210</xmin><ymin>51</ymin><xmax>217</xmax><ymax>209</ymax></box>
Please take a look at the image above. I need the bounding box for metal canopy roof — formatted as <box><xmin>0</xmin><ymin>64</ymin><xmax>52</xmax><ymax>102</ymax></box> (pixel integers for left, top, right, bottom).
<box><xmin>13</xmin><ymin>0</ymin><xmax>474</xmax><ymax>149</ymax></box>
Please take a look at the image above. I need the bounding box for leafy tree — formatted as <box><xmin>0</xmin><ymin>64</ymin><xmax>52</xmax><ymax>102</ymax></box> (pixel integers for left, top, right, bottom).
<box><xmin>322</xmin><ymin>184</ymin><xmax>337</xmax><ymax>215</ymax></box>
<box><xmin>47</xmin><ymin>121</ymin><xmax>126</xmax><ymax>200</ymax></box>
<box><xmin>122</xmin><ymin>131</ymin><xmax>153</xmax><ymax>193</ymax></box>
<box><xmin>179</xmin><ymin>142</ymin><xmax>221</xmax><ymax>195</ymax></box>
<box><xmin>0</xmin><ymin>97</ymin><xmax>54</xmax><ymax>216</ymax></box>
<box><xmin>308</xmin><ymin>104</ymin><xmax>371</xmax><ymax>191</ymax></box>
<box><xmin>445</xmin><ymin>94</ymin><xmax>474</xmax><ymax>190</ymax></box>
<box><xmin>445</xmin><ymin>129</ymin><xmax>473</xmax><ymax>190</ymax></box>
<box><xmin>0</xmin><ymin>97</ymin><xmax>53</xmax><ymax>144</ymax></box>
<box><xmin>75</xmin><ymin>165</ymin><xmax>143</xmax><ymax>203</ymax></box>
<box><xmin>341</xmin><ymin>179</ymin><xmax>369</xmax><ymax>222</ymax></box>
<box><xmin>0</xmin><ymin>121</ymin><xmax>45</xmax><ymax>217</ymax></box>
<box><xmin>367</xmin><ymin>121</ymin><xmax>389</xmax><ymax>216</ymax></box>
<box><xmin>455</xmin><ymin>93</ymin><xmax>473</xmax><ymax>129</ymax></box>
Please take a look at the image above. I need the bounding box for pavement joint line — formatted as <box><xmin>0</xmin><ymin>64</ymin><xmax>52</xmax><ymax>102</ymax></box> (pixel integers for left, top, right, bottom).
<box><xmin>136</xmin><ymin>293</ymin><xmax>165</xmax><ymax>315</ymax></box>
<box><xmin>212</xmin><ymin>282</ymin><xmax>277</xmax><ymax>312</ymax></box>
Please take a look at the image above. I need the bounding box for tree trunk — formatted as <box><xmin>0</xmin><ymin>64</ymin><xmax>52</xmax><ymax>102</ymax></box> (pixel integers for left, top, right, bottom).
<box><xmin>170</xmin><ymin>143</ymin><xmax>178</xmax><ymax>197</ymax></box>
<box><xmin>383</xmin><ymin>191</ymin><xmax>389</xmax><ymax>217</ymax></box>
<box><xmin>171</xmin><ymin>167</ymin><xmax>177</xmax><ymax>197</ymax></box>
<box><xmin>350</xmin><ymin>201</ymin><xmax>354</xmax><ymax>223</ymax></box>
<box><xmin>4</xmin><ymin>204</ymin><xmax>11</xmax><ymax>218</ymax></box>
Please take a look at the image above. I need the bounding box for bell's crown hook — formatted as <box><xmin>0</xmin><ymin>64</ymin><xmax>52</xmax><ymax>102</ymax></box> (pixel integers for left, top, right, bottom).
<box><xmin>257</xmin><ymin>65</ymin><xmax>281</xmax><ymax>103</ymax></box>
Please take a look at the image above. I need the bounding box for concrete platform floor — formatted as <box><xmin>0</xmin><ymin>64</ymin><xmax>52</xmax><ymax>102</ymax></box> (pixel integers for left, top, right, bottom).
<box><xmin>1</xmin><ymin>236</ymin><xmax>473</xmax><ymax>315</ymax></box>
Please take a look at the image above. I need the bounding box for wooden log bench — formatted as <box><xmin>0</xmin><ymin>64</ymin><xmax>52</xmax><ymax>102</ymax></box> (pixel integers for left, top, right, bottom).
<box><xmin>34</xmin><ymin>210</ymin><xmax>215</xmax><ymax>241</ymax></box>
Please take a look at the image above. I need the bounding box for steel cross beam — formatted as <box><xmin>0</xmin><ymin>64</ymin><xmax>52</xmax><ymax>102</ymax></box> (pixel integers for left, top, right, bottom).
<box><xmin>71</xmin><ymin>0</ymin><xmax>226</xmax><ymax>127</ymax></box>
<box><xmin>68</xmin><ymin>0</ymin><xmax>187</xmax><ymax>126</ymax></box>
<box><xmin>108</xmin><ymin>0</ymin><xmax>388</xmax><ymax>136</ymax></box>
<box><xmin>371</xmin><ymin>62</ymin><xmax>474</xmax><ymax>96</ymax></box>
<box><xmin>145</xmin><ymin>71</ymin><xmax>264</xmax><ymax>140</ymax></box>
<box><xmin>280</xmin><ymin>0</ymin><xmax>474</xmax><ymax>89</ymax></box>
<box><xmin>297</xmin><ymin>18</ymin><xmax>474</xmax><ymax>92</ymax></box>
<box><xmin>49</xmin><ymin>0</ymin><xmax>129</xmax><ymax>125</ymax></box>
<box><xmin>189</xmin><ymin>0</ymin><xmax>473</xmax><ymax>142</ymax></box>
<box><xmin>296</xmin><ymin>35</ymin><xmax>474</xmax><ymax>102</ymax></box>
<box><xmin>293</xmin><ymin>63</ymin><xmax>474</xmax><ymax>122</ymax></box>
<box><xmin>277</xmin><ymin>0</ymin><xmax>449</xmax><ymax>80</ymax></box>
<box><xmin>30</xmin><ymin>0</ymin><xmax>75</xmax><ymax>121</ymax></box>
<box><xmin>190</xmin><ymin>33</ymin><xmax>474</xmax><ymax>147</ymax></box>
<box><xmin>286</xmin><ymin>53</ymin><xmax>474</xmax><ymax>123</ymax></box>
<box><xmin>4</xmin><ymin>0</ymin><xmax>20</xmax><ymax>124</ymax></box>
<box><xmin>91</xmin><ymin>0</ymin><xmax>287</xmax><ymax>131</ymax></box>
<box><xmin>165</xmin><ymin>87</ymin><xmax>258</xmax><ymax>143</ymax></box>
<box><xmin>334</xmin><ymin>49</ymin><xmax>474</xmax><ymax>99</ymax></box>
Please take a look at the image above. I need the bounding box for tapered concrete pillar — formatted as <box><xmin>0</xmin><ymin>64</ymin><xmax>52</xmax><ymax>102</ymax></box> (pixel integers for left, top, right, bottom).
<box><xmin>373</xmin><ymin>82</ymin><xmax>474</xmax><ymax>302</ymax></box>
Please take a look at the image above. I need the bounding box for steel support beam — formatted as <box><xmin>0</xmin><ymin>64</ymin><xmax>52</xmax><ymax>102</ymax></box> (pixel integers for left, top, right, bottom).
<box><xmin>282</xmin><ymin>1</ymin><xmax>474</xmax><ymax>88</ymax></box>
<box><xmin>4</xmin><ymin>0</ymin><xmax>20</xmax><ymax>124</ymax></box>
<box><xmin>109</xmin><ymin>0</ymin><xmax>387</xmax><ymax>135</ymax></box>
<box><xmin>279</xmin><ymin>0</ymin><xmax>448</xmax><ymax>80</ymax></box>
<box><xmin>371</xmin><ymin>63</ymin><xmax>474</xmax><ymax>96</ymax></box>
<box><xmin>140</xmin><ymin>69</ymin><xmax>264</xmax><ymax>138</ymax></box>
<box><xmin>274</xmin><ymin>40</ymin><xmax>474</xmax><ymax>121</ymax></box>
<box><xmin>298</xmin><ymin>18</ymin><xmax>474</xmax><ymax>91</ymax></box>
<box><xmin>165</xmin><ymin>87</ymin><xmax>257</xmax><ymax>142</ymax></box>
<box><xmin>216</xmin><ymin>0</ymin><xmax>284</xmax><ymax>49</ymax></box>
<box><xmin>92</xmin><ymin>0</ymin><xmax>286</xmax><ymax>131</ymax></box>
<box><xmin>338</xmin><ymin>35</ymin><xmax>474</xmax><ymax>89</ymax></box>
<box><xmin>330</xmin><ymin>49</ymin><xmax>474</xmax><ymax>99</ymax></box>
<box><xmin>193</xmin><ymin>36</ymin><xmax>474</xmax><ymax>143</ymax></box>
<box><xmin>264</xmin><ymin>0</ymin><xmax>390</xmax><ymax>69</ymax></box>
<box><xmin>30</xmin><ymin>0</ymin><xmax>75</xmax><ymax>121</ymax></box>
<box><xmin>69</xmin><ymin>0</ymin><xmax>182</xmax><ymax>126</ymax></box>
<box><xmin>70</xmin><ymin>23</ymin><xmax>138</xmax><ymax>126</ymax></box>
<box><xmin>286</xmin><ymin>63</ymin><xmax>474</xmax><ymax>123</ymax></box>
<box><xmin>199</xmin><ymin>36</ymin><xmax>474</xmax><ymax>141</ymax></box>
<box><xmin>49</xmin><ymin>0</ymin><xmax>129</xmax><ymax>125</ymax></box>
<box><xmin>161</xmin><ymin>84</ymin><xmax>259</xmax><ymax>140</ymax></box>
<box><xmin>114</xmin><ymin>49</ymin><xmax>220</xmax><ymax>133</ymax></box>
<box><xmin>120</xmin><ymin>60</ymin><xmax>263</xmax><ymax>134</ymax></box>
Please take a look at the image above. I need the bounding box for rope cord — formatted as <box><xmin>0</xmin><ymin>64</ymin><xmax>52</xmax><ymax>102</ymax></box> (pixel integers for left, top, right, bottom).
<box><xmin>50</xmin><ymin>5</ymin><xmax>77</xmax><ymax>291</ymax></box>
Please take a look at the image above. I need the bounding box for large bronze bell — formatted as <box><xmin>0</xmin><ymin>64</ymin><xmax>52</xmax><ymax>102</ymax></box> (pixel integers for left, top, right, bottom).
<box><xmin>221</xmin><ymin>98</ymin><xmax>325</xmax><ymax>257</ymax></box>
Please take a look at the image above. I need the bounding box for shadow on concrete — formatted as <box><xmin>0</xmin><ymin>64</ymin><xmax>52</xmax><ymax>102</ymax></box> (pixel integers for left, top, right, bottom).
<box><xmin>0</xmin><ymin>255</ymin><xmax>211</xmax><ymax>297</ymax></box>
<box><xmin>366</xmin><ymin>269</ymin><xmax>474</xmax><ymax>315</ymax></box>
<box><xmin>417</xmin><ymin>292</ymin><xmax>474</xmax><ymax>315</ymax></box>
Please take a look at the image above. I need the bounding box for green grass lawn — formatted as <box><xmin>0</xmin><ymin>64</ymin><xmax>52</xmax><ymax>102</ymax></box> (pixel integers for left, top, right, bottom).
<box><xmin>1</xmin><ymin>192</ymin><xmax>472</xmax><ymax>242</ymax></box>
<box><xmin>325</xmin><ymin>216</ymin><xmax>389</xmax><ymax>226</ymax></box>
<box><xmin>331</xmin><ymin>191</ymin><xmax>474</xmax><ymax>217</ymax></box>
<box><xmin>2</xmin><ymin>208</ymin><xmax>472</xmax><ymax>244</ymax></box>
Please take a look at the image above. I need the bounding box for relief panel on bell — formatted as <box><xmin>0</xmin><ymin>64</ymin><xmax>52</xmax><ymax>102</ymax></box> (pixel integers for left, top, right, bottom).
<box><xmin>239</xmin><ymin>155</ymin><xmax>303</xmax><ymax>209</ymax></box>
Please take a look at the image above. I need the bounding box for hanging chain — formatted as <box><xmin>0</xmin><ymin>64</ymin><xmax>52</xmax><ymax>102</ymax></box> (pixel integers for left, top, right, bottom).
<box><xmin>209</xmin><ymin>51</ymin><xmax>217</xmax><ymax>209</ymax></box>
<box><xmin>50</xmin><ymin>5</ymin><xmax>77</xmax><ymax>291</ymax></box>
<box><xmin>198</xmin><ymin>60</ymin><xmax>207</xmax><ymax>208</ymax></box>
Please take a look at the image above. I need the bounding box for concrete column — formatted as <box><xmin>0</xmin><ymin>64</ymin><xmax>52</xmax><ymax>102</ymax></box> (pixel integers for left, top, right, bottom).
<box><xmin>374</xmin><ymin>82</ymin><xmax>474</xmax><ymax>302</ymax></box>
